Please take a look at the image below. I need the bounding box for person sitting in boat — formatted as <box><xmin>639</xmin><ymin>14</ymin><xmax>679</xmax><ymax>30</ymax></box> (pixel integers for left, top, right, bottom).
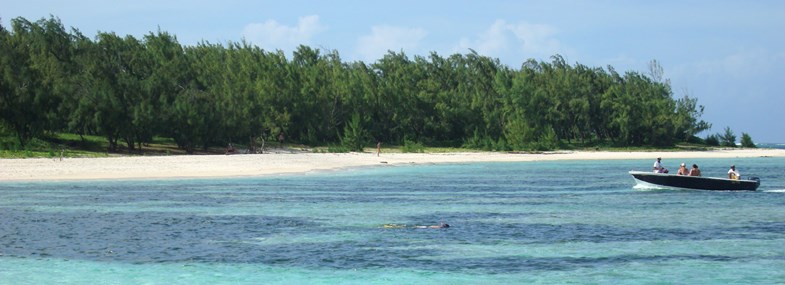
<box><xmin>728</xmin><ymin>165</ymin><xmax>740</xmax><ymax>180</ymax></box>
<box><xmin>689</xmin><ymin>164</ymin><xmax>702</xmax><ymax>176</ymax></box>
<box><xmin>677</xmin><ymin>163</ymin><xmax>689</xmax><ymax>175</ymax></box>
<box><xmin>652</xmin><ymin>158</ymin><xmax>669</xmax><ymax>173</ymax></box>
<box><xmin>653</xmin><ymin>157</ymin><xmax>663</xmax><ymax>173</ymax></box>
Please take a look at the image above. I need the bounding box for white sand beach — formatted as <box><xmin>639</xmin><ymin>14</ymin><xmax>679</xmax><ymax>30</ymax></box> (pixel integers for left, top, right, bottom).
<box><xmin>1</xmin><ymin>148</ymin><xmax>783</xmax><ymax>182</ymax></box>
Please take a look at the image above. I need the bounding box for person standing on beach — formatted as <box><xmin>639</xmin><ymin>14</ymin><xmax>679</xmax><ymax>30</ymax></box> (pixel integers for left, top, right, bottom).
<box><xmin>376</xmin><ymin>141</ymin><xmax>381</xmax><ymax>157</ymax></box>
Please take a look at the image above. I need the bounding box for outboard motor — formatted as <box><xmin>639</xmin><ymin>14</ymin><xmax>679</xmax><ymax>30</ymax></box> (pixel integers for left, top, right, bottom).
<box><xmin>749</xmin><ymin>176</ymin><xmax>761</xmax><ymax>188</ymax></box>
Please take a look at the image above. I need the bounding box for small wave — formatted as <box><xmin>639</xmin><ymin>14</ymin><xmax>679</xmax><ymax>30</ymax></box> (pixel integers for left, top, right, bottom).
<box><xmin>632</xmin><ymin>184</ymin><xmax>666</xmax><ymax>190</ymax></box>
<box><xmin>763</xmin><ymin>189</ymin><xmax>785</xmax><ymax>193</ymax></box>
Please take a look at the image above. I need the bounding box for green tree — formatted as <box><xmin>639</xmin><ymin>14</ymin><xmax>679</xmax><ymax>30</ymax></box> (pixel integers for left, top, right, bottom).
<box><xmin>341</xmin><ymin>113</ymin><xmax>367</xmax><ymax>152</ymax></box>
<box><xmin>0</xmin><ymin>16</ymin><xmax>721</xmax><ymax>153</ymax></box>
<box><xmin>0</xmin><ymin>16</ymin><xmax>73</xmax><ymax>145</ymax></box>
<box><xmin>704</xmin><ymin>134</ymin><xmax>720</xmax><ymax>146</ymax></box>
<box><xmin>182</xmin><ymin>42</ymin><xmax>228</xmax><ymax>149</ymax></box>
<box><xmin>82</xmin><ymin>32</ymin><xmax>149</xmax><ymax>151</ymax></box>
<box><xmin>740</xmin><ymin>132</ymin><xmax>756</xmax><ymax>148</ymax></box>
<box><xmin>142</xmin><ymin>30</ymin><xmax>187</xmax><ymax>149</ymax></box>
<box><xmin>720</xmin><ymin>127</ymin><xmax>737</xmax><ymax>147</ymax></box>
<box><xmin>674</xmin><ymin>93</ymin><xmax>711</xmax><ymax>141</ymax></box>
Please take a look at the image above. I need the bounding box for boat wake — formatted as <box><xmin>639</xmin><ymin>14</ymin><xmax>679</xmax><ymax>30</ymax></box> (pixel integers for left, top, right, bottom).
<box><xmin>632</xmin><ymin>183</ymin><xmax>675</xmax><ymax>191</ymax></box>
<box><xmin>633</xmin><ymin>184</ymin><xmax>661</xmax><ymax>190</ymax></box>
<box><xmin>762</xmin><ymin>189</ymin><xmax>785</xmax><ymax>193</ymax></box>
<box><xmin>631</xmin><ymin>179</ymin><xmax>685</xmax><ymax>191</ymax></box>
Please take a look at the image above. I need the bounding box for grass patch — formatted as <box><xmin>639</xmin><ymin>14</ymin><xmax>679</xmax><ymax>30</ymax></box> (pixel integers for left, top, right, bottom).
<box><xmin>401</xmin><ymin>139</ymin><xmax>426</xmax><ymax>153</ymax></box>
<box><xmin>0</xmin><ymin>131</ymin><xmax>728</xmax><ymax>159</ymax></box>
<box><xmin>326</xmin><ymin>144</ymin><xmax>351</xmax><ymax>153</ymax></box>
<box><xmin>0</xmin><ymin>135</ymin><xmax>109</xmax><ymax>159</ymax></box>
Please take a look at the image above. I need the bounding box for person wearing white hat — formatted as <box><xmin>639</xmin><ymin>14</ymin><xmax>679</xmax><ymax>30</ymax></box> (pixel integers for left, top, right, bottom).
<box><xmin>653</xmin><ymin>157</ymin><xmax>663</xmax><ymax>173</ymax></box>
<box><xmin>677</xmin><ymin>163</ymin><xmax>688</xmax><ymax>175</ymax></box>
<box><xmin>728</xmin><ymin>165</ymin><xmax>740</xmax><ymax>180</ymax></box>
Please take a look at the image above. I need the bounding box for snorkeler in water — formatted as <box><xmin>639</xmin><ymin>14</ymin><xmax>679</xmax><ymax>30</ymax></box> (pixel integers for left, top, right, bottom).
<box><xmin>415</xmin><ymin>222</ymin><xmax>449</xmax><ymax>229</ymax></box>
<box><xmin>383</xmin><ymin>222</ymin><xmax>449</xmax><ymax>229</ymax></box>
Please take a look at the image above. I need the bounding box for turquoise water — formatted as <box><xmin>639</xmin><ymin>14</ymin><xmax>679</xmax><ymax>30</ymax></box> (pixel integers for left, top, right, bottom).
<box><xmin>759</xmin><ymin>143</ymin><xmax>785</xmax><ymax>150</ymax></box>
<box><xmin>1</xmin><ymin>157</ymin><xmax>784</xmax><ymax>284</ymax></box>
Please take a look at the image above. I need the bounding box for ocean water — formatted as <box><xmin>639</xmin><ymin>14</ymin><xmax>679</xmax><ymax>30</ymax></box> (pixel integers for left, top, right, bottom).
<box><xmin>758</xmin><ymin>143</ymin><xmax>785</xmax><ymax>150</ymax></box>
<box><xmin>1</xmin><ymin>157</ymin><xmax>784</xmax><ymax>284</ymax></box>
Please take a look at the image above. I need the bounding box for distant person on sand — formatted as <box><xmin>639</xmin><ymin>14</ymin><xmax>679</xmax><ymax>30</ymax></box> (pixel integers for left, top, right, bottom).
<box><xmin>689</xmin><ymin>164</ymin><xmax>701</xmax><ymax>176</ymax></box>
<box><xmin>728</xmin><ymin>165</ymin><xmax>740</xmax><ymax>180</ymax></box>
<box><xmin>677</xmin><ymin>163</ymin><xmax>689</xmax><ymax>175</ymax></box>
<box><xmin>277</xmin><ymin>132</ymin><xmax>284</xmax><ymax>148</ymax></box>
<box><xmin>376</xmin><ymin>141</ymin><xmax>381</xmax><ymax>157</ymax></box>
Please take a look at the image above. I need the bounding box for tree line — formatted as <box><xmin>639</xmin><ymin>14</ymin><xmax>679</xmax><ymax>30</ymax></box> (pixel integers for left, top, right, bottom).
<box><xmin>1</xmin><ymin>16</ymin><xmax>713</xmax><ymax>153</ymax></box>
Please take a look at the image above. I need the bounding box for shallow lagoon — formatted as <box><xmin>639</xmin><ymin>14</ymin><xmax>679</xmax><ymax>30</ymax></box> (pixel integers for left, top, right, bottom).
<box><xmin>2</xmin><ymin>157</ymin><xmax>784</xmax><ymax>284</ymax></box>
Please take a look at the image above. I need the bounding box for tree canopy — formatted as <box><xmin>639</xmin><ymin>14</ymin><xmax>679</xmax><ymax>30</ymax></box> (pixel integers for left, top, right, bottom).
<box><xmin>1</xmin><ymin>16</ymin><xmax>714</xmax><ymax>153</ymax></box>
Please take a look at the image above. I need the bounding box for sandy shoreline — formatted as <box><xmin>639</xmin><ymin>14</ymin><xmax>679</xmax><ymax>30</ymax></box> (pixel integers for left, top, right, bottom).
<box><xmin>1</xmin><ymin>149</ymin><xmax>783</xmax><ymax>182</ymax></box>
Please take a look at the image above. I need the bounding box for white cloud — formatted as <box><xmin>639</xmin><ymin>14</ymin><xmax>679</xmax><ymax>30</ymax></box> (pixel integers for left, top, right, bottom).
<box><xmin>241</xmin><ymin>15</ymin><xmax>326</xmax><ymax>52</ymax></box>
<box><xmin>455</xmin><ymin>20</ymin><xmax>564</xmax><ymax>61</ymax></box>
<box><xmin>456</xmin><ymin>20</ymin><xmax>509</xmax><ymax>55</ymax></box>
<box><xmin>355</xmin><ymin>25</ymin><xmax>427</xmax><ymax>62</ymax></box>
<box><xmin>506</xmin><ymin>21</ymin><xmax>561</xmax><ymax>55</ymax></box>
<box><xmin>672</xmin><ymin>48</ymin><xmax>784</xmax><ymax>80</ymax></box>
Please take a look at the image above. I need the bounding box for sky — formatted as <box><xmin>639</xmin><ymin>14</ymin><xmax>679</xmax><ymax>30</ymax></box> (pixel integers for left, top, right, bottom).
<box><xmin>3</xmin><ymin>0</ymin><xmax>784</xmax><ymax>143</ymax></box>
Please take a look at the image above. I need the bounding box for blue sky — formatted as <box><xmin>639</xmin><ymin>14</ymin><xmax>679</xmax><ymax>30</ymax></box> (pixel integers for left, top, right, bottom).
<box><xmin>3</xmin><ymin>0</ymin><xmax>784</xmax><ymax>142</ymax></box>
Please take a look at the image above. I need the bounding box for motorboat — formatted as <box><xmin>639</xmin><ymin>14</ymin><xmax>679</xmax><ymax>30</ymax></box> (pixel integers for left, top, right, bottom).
<box><xmin>629</xmin><ymin>171</ymin><xmax>760</xmax><ymax>191</ymax></box>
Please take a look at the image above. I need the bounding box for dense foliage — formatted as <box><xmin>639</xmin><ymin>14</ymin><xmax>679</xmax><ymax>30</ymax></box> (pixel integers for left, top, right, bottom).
<box><xmin>720</xmin><ymin>127</ymin><xmax>738</xmax><ymax>147</ymax></box>
<box><xmin>740</xmin><ymin>132</ymin><xmax>756</xmax><ymax>148</ymax></box>
<box><xmin>1</xmin><ymin>16</ymin><xmax>713</xmax><ymax>153</ymax></box>
<box><xmin>704</xmin><ymin>134</ymin><xmax>720</xmax><ymax>146</ymax></box>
